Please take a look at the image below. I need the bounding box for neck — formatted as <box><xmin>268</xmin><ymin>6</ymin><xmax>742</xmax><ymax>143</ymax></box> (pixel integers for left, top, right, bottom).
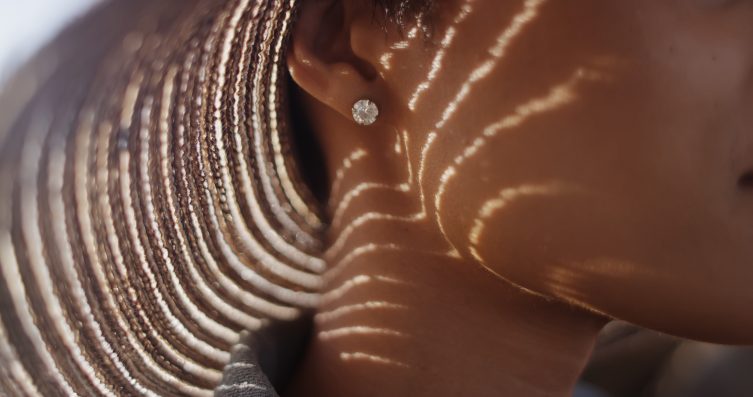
<box><xmin>285</xmin><ymin>200</ymin><xmax>607</xmax><ymax>397</ymax></box>
<box><xmin>288</xmin><ymin>91</ymin><xmax>607</xmax><ymax>396</ymax></box>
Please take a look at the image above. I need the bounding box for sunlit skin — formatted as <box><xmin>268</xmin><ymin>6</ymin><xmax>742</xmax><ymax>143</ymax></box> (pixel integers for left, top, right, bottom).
<box><xmin>285</xmin><ymin>0</ymin><xmax>753</xmax><ymax>396</ymax></box>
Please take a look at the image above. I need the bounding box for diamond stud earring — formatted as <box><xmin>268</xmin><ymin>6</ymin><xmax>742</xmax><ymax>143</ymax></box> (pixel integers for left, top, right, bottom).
<box><xmin>352</xmin><ymin>99</ymin><xmax>379</xmax><ymax>126</ymax></box>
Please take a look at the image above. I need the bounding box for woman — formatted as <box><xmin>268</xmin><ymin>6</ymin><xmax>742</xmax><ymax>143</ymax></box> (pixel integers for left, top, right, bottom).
<box><xmin>0</xmin><ymin>0</ymin><xmax>752</xmax><ymax>396</ymax></box>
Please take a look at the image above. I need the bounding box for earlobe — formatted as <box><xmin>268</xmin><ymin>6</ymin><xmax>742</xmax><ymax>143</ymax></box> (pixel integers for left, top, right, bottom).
<box><xmin>287</xmin><ymin>0</ymin><xmax>382</xmax><ymax>121</ymax></box>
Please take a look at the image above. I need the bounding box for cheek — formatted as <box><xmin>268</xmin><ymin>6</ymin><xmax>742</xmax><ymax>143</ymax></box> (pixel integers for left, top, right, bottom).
<box><xmin>436</xmin><ymin>73</ymin><xmax>698</xmax><ymax>242</ymax></box>
<box><xmin>439</xmin><ymin>132</ymin><xmax>753</xmax><ymax>342</ymax></box>
<box><xmin>416</xmin><ymin>0</ymin><xmax>753</xmax><ymax>343</ymax></box>
<box><xmin>633</xmin><ymin>0</ymin><xmax>753</xmax><ymax>189</ymax></box>
<box><xmin>433</xmin><ymin>66</ymin><xmax>753</xmax><ymax>341</ymax></box>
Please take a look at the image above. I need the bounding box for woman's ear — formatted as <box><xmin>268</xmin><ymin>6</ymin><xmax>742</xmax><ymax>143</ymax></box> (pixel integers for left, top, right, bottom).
<box><xmin>288</xmin><ymin>0</ymin><xmax>383</xmax><ymax>121</ymax></box>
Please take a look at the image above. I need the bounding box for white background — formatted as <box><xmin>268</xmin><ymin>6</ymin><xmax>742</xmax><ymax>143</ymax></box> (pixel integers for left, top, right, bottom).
<box><xmin>0</xmin><ymin>0</ymin><xmax>99</xmax><ymax>85</ymax></box>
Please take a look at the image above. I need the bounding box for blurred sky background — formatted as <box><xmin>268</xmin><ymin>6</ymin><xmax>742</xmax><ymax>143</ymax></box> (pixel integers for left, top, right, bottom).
<box><xmin>0</xmin><ymin>0</ymin><xmax>99</xmax><ymax>85</ymax></box>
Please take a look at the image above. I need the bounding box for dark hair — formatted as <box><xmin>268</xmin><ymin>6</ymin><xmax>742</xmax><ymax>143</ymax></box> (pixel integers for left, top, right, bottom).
<box><xmin>371</xmin><ymin>0</ymin><xmax>436</xmax><ymax>32</ymax></box>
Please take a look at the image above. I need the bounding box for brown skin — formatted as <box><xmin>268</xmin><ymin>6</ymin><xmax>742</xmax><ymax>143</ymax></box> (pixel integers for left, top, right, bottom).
<box><xmin>285</xmin><ymin>0</ymin><xmax>753</xmax><ymax>395</ymax></box>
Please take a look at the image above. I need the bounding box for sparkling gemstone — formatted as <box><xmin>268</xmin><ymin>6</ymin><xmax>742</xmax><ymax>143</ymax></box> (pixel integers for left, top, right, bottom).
<box><xmin>352</xmin><ymin>99</ymin><xmax>379</xmax><ymax>126</ymax></box>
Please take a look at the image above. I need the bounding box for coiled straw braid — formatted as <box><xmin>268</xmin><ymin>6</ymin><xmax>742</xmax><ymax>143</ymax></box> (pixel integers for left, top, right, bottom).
<box><xmin>0</xmin><ymin>0</ymin><xmax>325</xmax><ymax>395</ymax></box>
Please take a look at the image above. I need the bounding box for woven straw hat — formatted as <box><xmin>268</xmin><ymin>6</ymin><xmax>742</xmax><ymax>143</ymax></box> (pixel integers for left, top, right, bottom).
<box><xmin>0</xmin><ymin>0</ymin><xmax>325</xmax><ymax>395</ymax></box>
